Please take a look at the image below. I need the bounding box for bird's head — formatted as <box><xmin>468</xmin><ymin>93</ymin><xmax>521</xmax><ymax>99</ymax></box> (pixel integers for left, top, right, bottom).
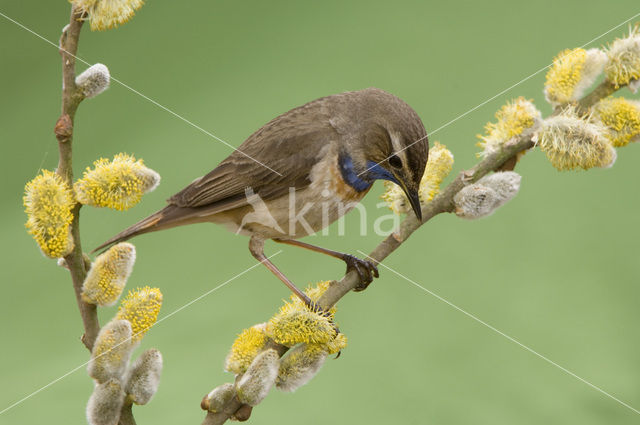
<box><xmin>336</xmin><ymin>88</ymin><xmax>429</xmax><ymax>221</ymax></box>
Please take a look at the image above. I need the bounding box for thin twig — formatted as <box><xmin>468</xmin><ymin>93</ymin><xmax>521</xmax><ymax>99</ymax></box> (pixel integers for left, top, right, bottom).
<box><xmin>118</xmin><ymin>402</ymin><xmax>137</xmax><ymax>425</ymax></box>
<box><xmin>577</xmin><ymin>80</ymin><xmax>617</xmax><ymax>114</ymax></box>
<box><xmin>56</xmin><ymin>7</ymin><xmax>101</xmax><ymax>351</ymax></box>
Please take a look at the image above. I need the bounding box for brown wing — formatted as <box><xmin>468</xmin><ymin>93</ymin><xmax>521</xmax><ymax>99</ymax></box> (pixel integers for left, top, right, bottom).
<box><xmin>169</xmin><ymin>98</ymin><xmax>338</xmax><ymax>209</ymax></box>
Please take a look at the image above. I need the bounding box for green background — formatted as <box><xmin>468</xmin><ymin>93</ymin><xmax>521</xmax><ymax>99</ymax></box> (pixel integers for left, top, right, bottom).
<box><xmin>1</xmin><ymin>1</ymin><xmax>639</xmax><ymax>424</ymax></box>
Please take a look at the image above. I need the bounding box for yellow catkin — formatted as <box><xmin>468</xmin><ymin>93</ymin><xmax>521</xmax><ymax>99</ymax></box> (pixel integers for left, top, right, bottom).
<box><xmin>71</xmin><ymin>0</ymin><xmax>145</xmax><ymax>31</ymax></box>
<box><xmin>23</xmin><ymin>170</ymin><xmax>75</xmax><ymax>258</ymax></box>
<box><xmin>225</xmin><ymin>324</ymin><xmax>269</xmax><ymax>374</ymax></box>
<box><xmin>605</xmin><ymin>25</ymin><xmax>640</xmax><ymax>87</ymax></box>
<box><xmin>593</xmin><ymin>97</ymin><xmax>640</xmax><ymax>147</ymax></box>
<box><xmin>536</xmin><ymin>109</ymin><xmax>617</xmax><ymax>171</ymax></box>
<box><xmin>266</xmin><ymin>302</ymin><xmax>335</xmax><ymax>347</ymax></box>
<box><xmin>418</xmin><ymin>142</ymin><xmax>454</xmax><ymax>203</ymax></box>
<box><xmin>115</xmin><ymin>286</ymin><xmax>162</xmax><ymax>342</ymax></box>
<box><xmin>266</xmin><ymin>281</ymin><xmax>337</xmax><ymax>347</ymax></box>
<box><xmin>81</xmin><ymin>243</ymin><xmax>136</xmax><ymax>306</ymax></box>
<box><xmin>544</xmin><ymin>48</ymin><xmax>606</xmax><ymax>105</ymax></box>
<box><xmin>74</xmin><ymin>153</ymin><xmax>160</xmax><ymax>211</ymax></box>
<box><xmin>381</xmin><ymin>182</ymin><xmax>409</xmax><ymax>215</ymax></box>
<box><xmin>325</xmin><ymin>332</ymin><xmax>347</xmax><ymax>355</ymax></box>
<box><xmin>227</xmin><ymin>281</ymin><xmax>345</xmax><ymax>375</ymax></box>
<box><xmin>477</xmin><ymin>97</ymin><xmax>541</xmax><ymax>157</ymax></box>
<box><xmin>545</xmin><ymin>48</ymin><xmax>587</xmax><ymax>104</ymax></box>
<box><xmin>382</xmin><ymin>142</ymin><xmax>454</xmax><ymax>214</ymax></box>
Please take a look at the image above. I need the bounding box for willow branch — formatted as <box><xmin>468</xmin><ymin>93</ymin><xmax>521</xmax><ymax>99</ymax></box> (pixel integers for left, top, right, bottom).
<box><xmin>56</xmin><ymin>7</ymin><xmax>100</xmax><ymax>352</ymax></box>
<box><xmin>118</xmin><ymin>402</ymin><xmax>137</xmax><ymax>425</ymax></box>
<box><xmin>56</xmin><ymin>8</ymin><xmax>142</xmax><ymax>425</ymax></box>
<box><xmin>200</xmin><ymin>77</ymin><xmax>633</xmax><ymax>425</ymax></box>
<box><xmin>577</xmin><ymin>80</ymin><xmax>618</xmax><ymax>114</ymax></box>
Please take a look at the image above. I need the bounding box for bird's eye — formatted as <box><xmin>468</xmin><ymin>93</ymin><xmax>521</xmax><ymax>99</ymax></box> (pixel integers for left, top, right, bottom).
<box><xmin>389</xmin><ymin>154</ymin><xmax>403</xmax><ymax>169</ymax></box>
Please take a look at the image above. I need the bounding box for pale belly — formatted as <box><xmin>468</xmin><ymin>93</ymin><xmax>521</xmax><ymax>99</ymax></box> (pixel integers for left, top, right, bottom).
<box><xmin>210</xmin><ymin>148</ymin><xmax>370</xmax><ymax>239</ymax></box>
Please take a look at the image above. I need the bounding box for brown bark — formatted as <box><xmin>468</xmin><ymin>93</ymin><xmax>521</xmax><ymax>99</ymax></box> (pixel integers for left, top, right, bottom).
<box><xmin>56</xmin><ymin>7</ymin><xmax>100</xmax><ymax>352</ymax></box>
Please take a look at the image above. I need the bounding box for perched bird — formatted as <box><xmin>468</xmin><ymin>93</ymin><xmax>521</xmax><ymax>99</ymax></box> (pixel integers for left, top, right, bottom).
<box><xmin>96</xmin><ymin>88</ymin><xmax>429</xmax><ymax>310</ymax></box>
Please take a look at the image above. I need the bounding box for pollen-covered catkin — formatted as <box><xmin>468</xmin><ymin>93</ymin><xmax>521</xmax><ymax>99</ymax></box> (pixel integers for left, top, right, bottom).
<box><xmin>477</xmin><ymin>98</ymin><xmax>541</xmax><ymax>158</ymax></box>
<box><xmin>116</xmin><ymin>286</ymin><xmax>162</xmax><ymax>342</ymax></box>
<box><xmin>76</xmin><ymin>63</ymin><xmax>110</xmax><ymax>98</ymax></box>
<box><xmin>592</xmin><ymin>97</ymin><xmax>640</xmax><ymax>147</ymax></box>
<box><xmin>418</xmin><ymin>142</ymin><xmax>454</xmax><ymax>203</ymax></box>
<box><xmin>266</xmin><ymin>302</ymin><xmax>335</xmax><ymax>347</ymax></box>
<box><xmin>82</xmin><ymin>243</ymin><xmax>136</xmax><ymax>306</ymax></box>
<box><xmin>536</xmin><ymin>109</ymin><xmax>616</xmax><ymax>170</ymax></box>
<box><xmin>236</xmin><ymin>349</ymin><xmax>280</xmax><ymax>406</ymax></box>
<box><xmin>604</xmin><ymin>25</ymin><xmax>640</xmax><ymax>87</ymax></box>
<box><xmin>203</xmin><ymin>383</ymin><xmax>236</xmax><ymax>413</ymax></box>
<box><xmin>225</xmin><ymin>323</ymin><xmax>269</xmax><ymax>374</ymax></box>
<box><xmin>86</xmin><ymin>378</ymin><xmax>125</xmax><ymax>425</ymax></box>
<box><xmin>276</xmin><ymin>343</ymin><xmax>328</xmax><ymax>392</ymax></box>
<box><xmin>71</xmin><ymin>0</ymin><xmax>145</xmax><ymax>31</ymax></box>
<box><xmin>544</xmin><ymin>48</ymin><xmax>606</xmax><ymax>105</ymax></box>
<box><xmin>325</xmin><ymin>332</ymin><xmax>348</xmax><ymax>355</ymax></box>
<box><xmin>266</xmin><ymin>281</ymin><xmax>343</xmax><ymax>347</ymax></box>
<box><xmin>125</xmin><ymin>349</ymin><xmax>163</xmax><ymax>405</ymax></box>
<box><xmin>381</xmin><ymin>182</ymin><xmax>410</xmax><ymax>215</ymax></box>
<box><xmin>88</xmin><ymin>319</ymin><xmax>135</xmax><ymax>383</ymax></box>
<box><xmin>23</xmin><ymin>170</ymin><xmax>75</xmax><ymax>258</ymax></box>
<box><xmin>74</xmin><ymin>153</ymin><xmax>160</xmax><ymax>211</ymax></box>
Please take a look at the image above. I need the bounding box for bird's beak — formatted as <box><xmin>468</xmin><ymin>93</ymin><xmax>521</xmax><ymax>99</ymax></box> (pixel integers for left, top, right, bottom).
<box><xmin>398</xmin><ymin>181</ymin><xmax>422</xmax><ymax>221</ymax></box>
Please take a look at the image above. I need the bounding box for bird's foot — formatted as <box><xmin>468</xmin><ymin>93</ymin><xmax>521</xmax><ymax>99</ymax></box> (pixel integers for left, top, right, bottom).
<box><xmin>307</xmin><ymin>301</ymin><xmax>332</xmax><ymax>318</ymax></box>
<box><xmin>342</xmin><ymin>254</ymin><xmax>379</xmax><ymax>292</ymax></box>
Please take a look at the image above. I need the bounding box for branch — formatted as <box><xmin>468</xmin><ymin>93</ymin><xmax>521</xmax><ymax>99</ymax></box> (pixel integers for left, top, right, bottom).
<box><xmin>577</xmin><ymin>80</ymin><xmax>617</xmax><ymax>114</ymax></box>
<box><xmin>55</xmin><ymin>7</ymin><xmax>100</xmax><ymax>352</ymax></box>
<box><xmin>201</xmin><ymin>77</ymin><xmax>631</xmax><ymax>425</ymax></box>
<box><xmin>118</xmin><ymin>402</ymin><xmax>137</xmax><ymax>425</ymax></box>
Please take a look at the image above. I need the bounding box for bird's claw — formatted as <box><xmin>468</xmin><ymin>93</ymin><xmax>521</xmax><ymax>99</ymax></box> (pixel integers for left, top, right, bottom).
<box><xmin>343</xmin><ymin>254</ymin><xmax>379</xmax><ymax>292</ymax></box>
<box><xmin>307</xmin><ymin>301</ymin><xmax>332</xmax><ymax>318</ymax></box>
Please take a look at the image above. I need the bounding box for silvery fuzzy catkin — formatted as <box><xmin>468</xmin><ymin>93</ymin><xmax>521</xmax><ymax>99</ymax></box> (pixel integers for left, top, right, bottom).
<box><xmin>236</xmin><ymin>349</ymin><xmax>280</xmax><ymax>406</ymax></box>
<box><xmin>276</xmin><ymin>343</ymin><xmax>328</xmax><ymax>392</ymax></box>
<box><xmin>86</xmin><ymin>378</ymin><xmax>125</xmax><ymax>425</ymax></box>
<box><xmin>124</xmin><ymin>348</ymin><xmax>162</xmax><ymax>405</ymax></box>
<box><xmin>76</xmin><ymin>63</ymin><xmax>110</xmax><ymax>98</ymax></box>
<box><xmin>88</xmin><ymin>320</ymin><xmax>135</xmax><ymax>383</ymax></box>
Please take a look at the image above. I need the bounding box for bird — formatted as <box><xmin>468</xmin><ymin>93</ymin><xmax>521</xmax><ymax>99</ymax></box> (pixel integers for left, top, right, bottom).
<box><xmin>96</xmin><ymin>88</ymin><xmax>429</xmax><ymax>311</ymax></box>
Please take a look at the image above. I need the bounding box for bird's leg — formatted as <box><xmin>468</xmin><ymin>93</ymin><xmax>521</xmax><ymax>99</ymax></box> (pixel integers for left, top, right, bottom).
<box><xmin>273</xmin><ymin>238</ymin><xmax>379</xmax><ymax>292</ymax></box>
<box><xmin>249</xmin><ymin>236</ymin><xmax>325</xmax><ymax>313</ymax></box>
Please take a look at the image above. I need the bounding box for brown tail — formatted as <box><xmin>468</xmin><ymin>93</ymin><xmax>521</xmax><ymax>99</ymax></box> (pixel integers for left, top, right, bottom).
<box><xmin>93</xmin><ymin>205</ymin><xmax>189</xmax><ymax>253</ymax></box>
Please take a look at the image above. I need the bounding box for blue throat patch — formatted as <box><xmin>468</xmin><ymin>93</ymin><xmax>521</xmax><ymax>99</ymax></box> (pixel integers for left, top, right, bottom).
<box><xmin>338</xmin><ymin>154</ymin><xmax>399</xmax><ymax>192</ymax></box>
